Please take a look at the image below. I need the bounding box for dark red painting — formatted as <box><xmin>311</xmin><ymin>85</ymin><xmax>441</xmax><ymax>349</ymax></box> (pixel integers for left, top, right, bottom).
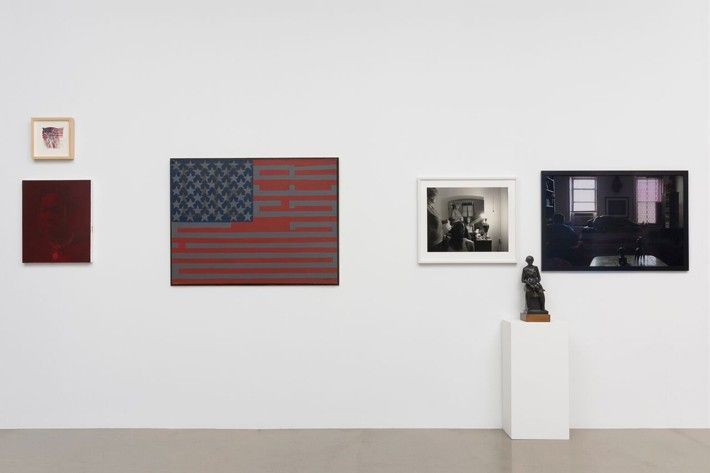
<box><xmin>22</xmin><ymin>180</ymin><xmax>91</xmax><ymax>263</ymax></box>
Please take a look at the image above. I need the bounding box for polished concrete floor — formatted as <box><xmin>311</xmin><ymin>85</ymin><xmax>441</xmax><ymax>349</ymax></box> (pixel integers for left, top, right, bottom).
<box><xmin>0</xmin><ymin>429</ymin><xmax>708</xmax><ymax>473</ymax></box>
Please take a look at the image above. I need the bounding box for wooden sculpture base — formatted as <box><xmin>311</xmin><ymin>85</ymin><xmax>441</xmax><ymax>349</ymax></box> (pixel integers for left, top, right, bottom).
<box><xmin>520</xmin><ymin>312</ymin><xmax>550</xmax><ymax>323</ymax></box>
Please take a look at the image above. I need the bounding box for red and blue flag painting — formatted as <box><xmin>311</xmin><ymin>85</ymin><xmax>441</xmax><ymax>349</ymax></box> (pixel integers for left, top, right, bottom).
<box><xmin>170</xmin><ymin>158</ymin><xmax>339</xmax><ymax>285</ymax></box>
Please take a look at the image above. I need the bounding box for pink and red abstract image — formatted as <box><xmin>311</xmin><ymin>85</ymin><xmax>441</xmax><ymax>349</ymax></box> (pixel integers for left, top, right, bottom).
<box><xmin>41</xmin><ymin>127</ymin><xmax>64</xmax><ymax>149</ymax></box>
<box><xmin>22</xmin><ymin>180</ymin><xmax>91</xmax><ymax>263</ymax></box>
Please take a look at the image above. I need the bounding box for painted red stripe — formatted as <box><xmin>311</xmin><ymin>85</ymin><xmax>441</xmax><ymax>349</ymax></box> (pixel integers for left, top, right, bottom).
<box><xmin>172</xmin><ymin>247</ymin><xmax>337</xmax><ymax>254</ymax></box>
<box><xmin>259</xmin><ymin>169</ymin><xmax>290</xmax><ymax>176</ymax></box>
<box><xmin>254</xmin><ymin>179</ymin><xmax>336</xmax><ymax>186</ymax></box>
<box><xmin>256</xmin><ymin>183</ymin><xmax>333</xmax><ymax>192</ymax></box>
<box><xmin>178</xmin><ymin>225</ymin><xmax>336</xmax><ymax>234</ymax></box>
<box><xmin>179</xmin><ymin>267</ymin><xmax>338</xmax><ymax>275</ymax></box>
<box><xmin>295</xmin><ymin>169</ymin><xmax>337</xmax><ymax>176</ymax></box>
<box><xmin>253</xmin><ymin>159</ymin><xmax>336</xmax><ymax>166</ymax></box>
<box><xmin>255</xmin><ymin>180</ymin><xmax>336</xmax><ymax>191</ymax></box>
<box><xmin>230</xmin><ymin>216</ymin><xmax>336</xmax><ymax>224</ymax></box>
<box><xmin>295</xmin><ymin>226</ymin><xmax>333</xmax><ymax>232</ymax></box>
<box><xmin>175</xmin><ymin>217</ymin><xmax>336</xmax><ymax>234</ymax></box>
<box><xmin>227</xmin><ymin>219</ymin><xmax>290</xmax><ymax>231</ymax></box>
<box><xmin>176</xmin><ymin>222</ymin><xmax>290</xmax><ymax>233</ymax></box>
<box><xmin>254</xmin><ymin>195</ymin><xmax>337</xmax><ymax>201</ymax></box>
<box><xmin>254</xmin><ymin>183</ymin><xmax>288</xmax><ymax>190</ymax></box>
<box><xmin>172</xmin><ymin>237</ymin><xmax>337</xmax><ymax>244</ymax></box>
<box><xmin>291</xmin><ymin>206</ymin><xmax>332</xmax><ymax>212</ymax></box>
<box><xmin>172</xmin><ymin>278</ymin><xmax>338</xmax><ymax>285</ymax></box>
<box><xmin>271</xmin><ymin>216</ymin><xmax>336</xmax><ymax>222</ymax></box>
<box><xmin>259</xmin><ymin>205</ymin><xmax>289</xmax><ymax>212</ymax></box>
<box><xmin>172</xmin><ymin>257</ymin><xmax>334</xmax><ymax>264</ymax></box>
<box><xmin>294</xmin><ymin>181</ymin><xmax>335</xmax><ymax>191</ymax></box>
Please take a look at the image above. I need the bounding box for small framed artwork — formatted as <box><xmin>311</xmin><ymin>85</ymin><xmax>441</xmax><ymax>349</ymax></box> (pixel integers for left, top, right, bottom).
<box><xmin>32</xmin><ymin>117</ymin><xmax>75</xmax><ymax>160</ymax></box>
<box><xmin>605</xmin><ymin>197</ymin><xmax>629</xmax><ymax>217</ymax></box>
<box><xmin>22</xmin><ymin>180</ymin><xmax>91</xmax><ymax>263</ymax></box>
<box><xmin>418</xmin><ymin>177</ymin><xmax>516</xmax><ymax>264</ymax></box>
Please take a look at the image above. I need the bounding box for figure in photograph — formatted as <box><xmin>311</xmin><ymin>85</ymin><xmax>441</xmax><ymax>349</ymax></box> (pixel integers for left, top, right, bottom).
<box><xmin>544</xmin><ymin>213</ymin><xmax>580</xmax><ymax>266</ymax></box>
<box><xmin>426</xmin><ymin>188</ymin><xmax>448</xmax><ymax>252</ymax></box>
<box><xmin>446</xmin><ymin>221</ymin><xmax>475</xmax><ymax>252</ymax></box>
<box><xmin>449</xmin><ymin>203</ymin><xmax>463</xmax><ymax>223</ymax></box>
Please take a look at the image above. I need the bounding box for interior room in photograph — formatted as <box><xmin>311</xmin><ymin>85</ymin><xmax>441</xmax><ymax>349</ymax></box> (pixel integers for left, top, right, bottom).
<box><xmin>170</xmin><ymin>157</ymin><xmax>339</xmax><ymax>285</ymax></box>
<box><xmin>31</xmin><ymin>117</ymin><xmax>75</xmax><ymax>160</ymax></box>
<box><xmin>418</xmin><ymin>177</ymin><xmax>516</xmax><ymax>264</ymax></box>
<box><xmin>540</xmin><ymin>171</ymin><xmax>689</xmax><ymax>271</ymax></box>
<box><xmin>22</xmin><ymin>179</ymin><xmax>91</xmax><ymax>263</ymax></box>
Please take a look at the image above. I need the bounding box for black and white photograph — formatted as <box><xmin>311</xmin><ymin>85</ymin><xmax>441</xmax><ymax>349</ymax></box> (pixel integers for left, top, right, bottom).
<box><xmin>418</xmin><ymin>178</ymin><xmax>516</xmax><ymax>264</ymax></box>
<box><xmin>541</xmin><ymin>171</ymin><xmax>689</xmax><ymax>271</ymax></box>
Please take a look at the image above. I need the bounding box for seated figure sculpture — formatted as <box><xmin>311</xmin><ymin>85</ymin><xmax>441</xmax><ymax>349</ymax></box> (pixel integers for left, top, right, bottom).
<box><xmin>521</xmin><ymin>255</ymin><xmax>548</xmax><ymax>314</ymax></box>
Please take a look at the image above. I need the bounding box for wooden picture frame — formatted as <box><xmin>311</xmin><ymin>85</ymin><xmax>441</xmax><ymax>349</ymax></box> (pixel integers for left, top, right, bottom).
<box><xmin>32</xmin><ymin>117</ymin><xmax>75</xmax><ymax>160</ymax></box>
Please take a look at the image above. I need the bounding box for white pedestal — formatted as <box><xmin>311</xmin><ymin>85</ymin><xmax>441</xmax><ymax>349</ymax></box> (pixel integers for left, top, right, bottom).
<box><xmin>501</xmin><ymin>319</ymin><xmax>569</xmax><ymax>440</ymax></box>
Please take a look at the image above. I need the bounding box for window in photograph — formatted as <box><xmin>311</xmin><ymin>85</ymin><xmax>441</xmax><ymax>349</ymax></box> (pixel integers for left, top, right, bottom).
<box><xmin>636</xmin><ymin>177</ymin><xmax>663</xmax><ymax>224</ymax></box>
<box><xmin>571</xmin><ymin>177</ymin><xmax>596</xmax><ymax>213</ymax></box>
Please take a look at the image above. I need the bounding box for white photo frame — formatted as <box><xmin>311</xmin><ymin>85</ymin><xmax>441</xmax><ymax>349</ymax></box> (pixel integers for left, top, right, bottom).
<box><xmin>418</xmin><ymin>177</ymin><xmax>517</xmax><ymax>264</ymax></box>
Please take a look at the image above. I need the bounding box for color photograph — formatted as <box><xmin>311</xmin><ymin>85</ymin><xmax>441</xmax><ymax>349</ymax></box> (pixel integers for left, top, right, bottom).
<box><xmin>541</xmin><ymin>171</ymin><xmax>689</xmax><ymax>271</ymax></box>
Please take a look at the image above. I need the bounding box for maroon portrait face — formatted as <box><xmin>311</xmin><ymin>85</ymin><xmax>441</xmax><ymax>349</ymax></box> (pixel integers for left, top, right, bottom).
<box><xmin>22</xmin><ymin>180</ymin><xmax>91</xmax><ymax>263</ymax></box>
<box><xmin>39</xmin><ymin>192</ymin><xmax>68</xmax><ymax>236</ymax></box>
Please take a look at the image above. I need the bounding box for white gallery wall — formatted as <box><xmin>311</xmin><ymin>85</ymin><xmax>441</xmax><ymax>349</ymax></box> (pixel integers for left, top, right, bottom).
<box><xmin>0</xmin><ymin>0</ymin><xmax>708</xmax><ymax>428</ymax></box>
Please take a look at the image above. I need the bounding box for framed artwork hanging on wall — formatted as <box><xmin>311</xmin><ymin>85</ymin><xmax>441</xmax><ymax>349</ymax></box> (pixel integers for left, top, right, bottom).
<box><xmin>31</xmin><ymin>117</ymin><xmax>75</xmax><ymax>160</ymax></box>
<box><xmin>540</xmin><ymin>170</ymin><xmax>689</xmax><ymax>271</ymax></box>
<box><xmin>418</xmin><ymin>177</ymin><xmax>517</xmax><ymax>264</ymax></box>
<box><xmin>170</xmin><ymin>157</ymin><xmax>339</xmax><ymax>285</ymax></box>
<box><xmin>22</xmin><ymin>180</ymin><xmax>91</xmax><ymax>263</ymax></box>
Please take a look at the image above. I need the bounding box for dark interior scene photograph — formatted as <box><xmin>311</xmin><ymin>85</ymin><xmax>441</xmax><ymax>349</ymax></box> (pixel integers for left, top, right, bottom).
<box><xmin>541</xmin><ymin>171</ymin><xmax>688</xmax><ymax>271</ymax></box>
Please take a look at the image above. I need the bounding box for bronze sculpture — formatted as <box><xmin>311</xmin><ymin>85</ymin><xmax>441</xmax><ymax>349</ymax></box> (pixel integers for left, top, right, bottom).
<box><xmin>521</xmin><ymin>255</ymin><xmax>547</xmax><ymax>314</ymax></box>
